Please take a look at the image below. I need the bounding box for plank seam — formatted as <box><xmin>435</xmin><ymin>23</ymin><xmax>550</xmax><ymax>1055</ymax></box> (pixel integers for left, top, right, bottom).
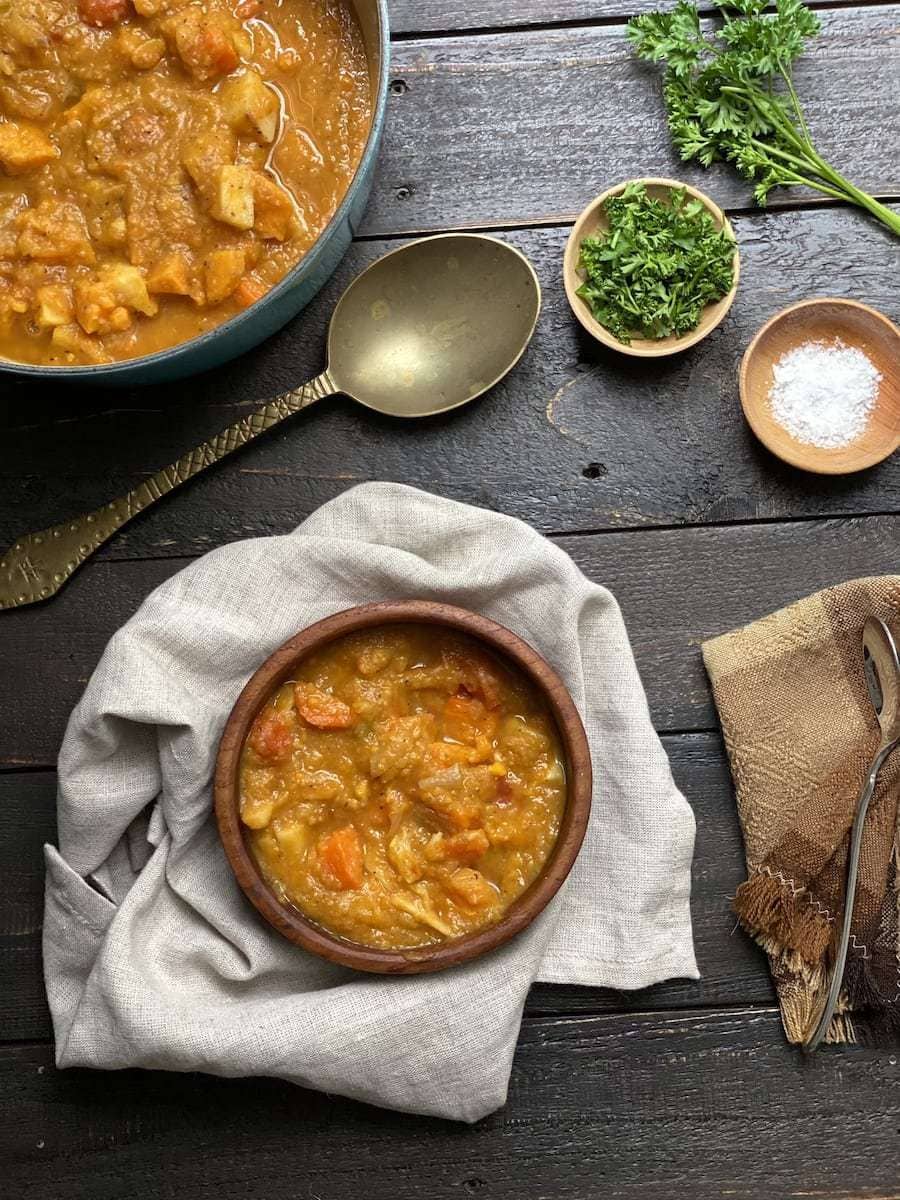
<box><xmin>388</xmin><ymin>0</ymin><xmax>898</xmax><ymax>44</ymax></box>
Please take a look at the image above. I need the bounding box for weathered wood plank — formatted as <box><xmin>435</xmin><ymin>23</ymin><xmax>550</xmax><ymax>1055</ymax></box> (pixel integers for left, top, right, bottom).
<box><xmin>4</xmin><ymin>1005</ymin><xmax>899</xmax><ymax>1200</ymax></box>
<box><xmin>0</xmin><ymin>736</ymin><xmax>772</xmax><ymax>1041</ymax></box>
<box><xmin>2</xmin><ymin>514</ymin><xmax>897</xmax><ymax>766</ymax></box>
<box><xmin>371</xmin><ymin>7</ymin><xmax>900</xmax><ymax>233</ymax></box>
<box><xmin>2</xmin><ymin>205</ymin><xmax>898</xmax><ymax>556</ymax></box>
<box><xmin>386</xmin><ymin>0</ymin><xmax>881</xmax><ymax>36</ymax></box>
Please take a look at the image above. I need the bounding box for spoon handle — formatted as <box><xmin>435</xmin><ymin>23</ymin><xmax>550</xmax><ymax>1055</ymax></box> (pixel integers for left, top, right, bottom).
<box><xmin>802</xmin><ymin>739</ymin><xmax>899</xmax><ymax>1053</ymax></box>
<box><xmin>0</xmin><ymin>371</ymin><xmax>336</xmax><ymax>611</ymax></box>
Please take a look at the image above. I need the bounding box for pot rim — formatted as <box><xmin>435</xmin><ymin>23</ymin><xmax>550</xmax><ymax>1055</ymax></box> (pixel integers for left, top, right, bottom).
<box><xmin>0</xmin><ymin>0</ymin><xmax>390</xmax><ymax>381</ymax></box>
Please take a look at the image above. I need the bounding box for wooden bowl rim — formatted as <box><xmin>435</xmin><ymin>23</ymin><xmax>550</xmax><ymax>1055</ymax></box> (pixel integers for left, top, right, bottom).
<box><xmin>214</xmin><ymin>601</ymin><xmax>593</xmax><ymax>974</ymax></box>
<box><xmin>739</xmin><ymin>297</ymin><xmax>900</xmax><ymax>476</ymax></box>
<box><xmin>562</xmin><ymin>176</ymin><xmax>740</xmax><ymax>358</ymax></box>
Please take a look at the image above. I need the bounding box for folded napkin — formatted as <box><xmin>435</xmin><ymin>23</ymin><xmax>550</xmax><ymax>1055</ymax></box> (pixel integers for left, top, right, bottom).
<box><xmin>45</xmin><ymin>482</ymin><xmax>697</xmax><ymax>1122</ymax></box>
<box><xmin>703</xmin><ymin>576</ymin><xmax>900</xmax><ymax>1046</ymax></box>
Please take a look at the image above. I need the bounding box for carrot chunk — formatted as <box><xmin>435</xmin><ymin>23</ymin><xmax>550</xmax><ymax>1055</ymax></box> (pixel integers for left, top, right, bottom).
<box><xmin>233</xmin><ymin>276</ymin><xmax>267</xmax><ymax>309</ymax></box>
<box><xmin>443</xmin><ymin>693</ymin><xmax>493</xmax><ymax>743</ymax></box>
<box><xmin>317</xmin><ymin>826</ymin><xmax>364</xmax><ymax>890</ymax></box>
<box><xmin>248</xmin><ymin>708</ymin><xmax>294</xmax><ymax>761</ymax></box>
<box><xmin>79</xmin><ymin>0</ymin><xmax>129</xmax><ymax>26</ymax></box>
<box><xmin>294</xmin><ymin>682</ymin><xmax>354</xmax><ymax>730</ymax></box>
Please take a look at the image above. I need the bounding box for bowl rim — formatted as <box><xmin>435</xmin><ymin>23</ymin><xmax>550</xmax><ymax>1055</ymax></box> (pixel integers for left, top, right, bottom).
<box><xmin>562</xmin><ymin>176</ymin><xmax>740</xmax><ymax>358</ymax></box>
<box><xmin>0</xmin><ymin>0</ymin><xmax>390</xmax><ymax>381</ymax></box>
<box><xmin>214</xmin><ymin>600</ymin><xmax>593</xmax><ymax>974</ymax></box>
<box><xmin>739</xmin><ymin>296</ymin><xmax>900</xmax><ymax>475</ymax></box>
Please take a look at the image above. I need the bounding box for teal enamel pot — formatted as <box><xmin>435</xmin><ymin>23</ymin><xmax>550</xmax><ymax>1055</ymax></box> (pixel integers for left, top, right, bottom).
<box><xmin>0</xmin><ymin>0</ymin><xmax>389</xmax><ymax>386</ymax></box>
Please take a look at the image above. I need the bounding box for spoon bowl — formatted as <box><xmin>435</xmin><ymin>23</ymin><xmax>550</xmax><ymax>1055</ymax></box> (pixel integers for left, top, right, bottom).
<box><xmin>328</xmin><ymin>234</ymin><xmax>541</xmax><ymax>417</ymax></box>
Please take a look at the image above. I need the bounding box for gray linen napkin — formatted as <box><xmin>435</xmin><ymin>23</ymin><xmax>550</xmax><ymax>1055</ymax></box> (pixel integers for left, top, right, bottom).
<box><xmin>44</xmin><ymin>482</ymin><xmax>697</xmax><ymax>1122</ymax></box>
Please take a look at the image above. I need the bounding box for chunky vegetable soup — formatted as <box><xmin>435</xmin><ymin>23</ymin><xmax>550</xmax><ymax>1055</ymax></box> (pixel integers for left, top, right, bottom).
<box><xmin>0</xmin><ymin>0</ymin><xmax>371</xmax><ymax>365</ymax></box>
<box><xmin>239</xmin><ymin>625</ymin><xmax>567</xmax><ymax>949</ymax></box>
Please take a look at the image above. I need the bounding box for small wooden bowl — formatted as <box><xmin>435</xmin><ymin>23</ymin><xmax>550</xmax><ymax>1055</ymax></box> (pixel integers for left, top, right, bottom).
<box><xmin>740</xmin><ymin>298</ymin><xmax>900</xmax><ymax>475</ymax></box>
<box><xmin>563</xmin><ymin>177</ymin><xmax>740</xmax><ymax>357</ymax></box>
<box><xmin>214</xmin><ymin>601</ymin><xmax>593</xmax><ymax>974</ymax></box>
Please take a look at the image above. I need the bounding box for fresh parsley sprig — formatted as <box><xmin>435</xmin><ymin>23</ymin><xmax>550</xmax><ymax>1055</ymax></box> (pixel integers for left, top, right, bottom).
<box><xmin>576</xmin><ymin>182</ymin><xmax>736</xmax><ymax>343</ymax></box>
<box><xmin>627</xmin><ymin>0</ymin><xmax>900</xmax><ymax>238</ymax></box>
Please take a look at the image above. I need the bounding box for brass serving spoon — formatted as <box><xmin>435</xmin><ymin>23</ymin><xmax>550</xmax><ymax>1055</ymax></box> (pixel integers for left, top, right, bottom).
<box><xmin>0</xmin><ymin>234</ymin><xmax>540</xmax><ymax>610</ymax></box>
<box><xmin>803</xmin><ymin>616</ymin><xmax>900</xmax><ymax>1053</ymax></box>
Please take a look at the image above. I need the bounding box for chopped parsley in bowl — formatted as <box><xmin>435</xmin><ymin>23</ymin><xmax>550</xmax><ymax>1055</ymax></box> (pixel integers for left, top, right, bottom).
<box><xmin>563</xmin><ymin>178</ymin><xmax>740</xmax><ymax>356</ymax></box>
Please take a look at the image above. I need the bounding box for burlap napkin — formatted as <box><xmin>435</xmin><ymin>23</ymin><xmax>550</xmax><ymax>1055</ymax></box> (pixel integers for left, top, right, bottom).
<box><xmin>702</xmin><ymin>576</ymin><xmax>900</xmax><ymax>1045</ymax></box>
<box><xmin>44</xmin><ymin>482</ymin><xmax>697</xmax><ymax>1122</ymax></box>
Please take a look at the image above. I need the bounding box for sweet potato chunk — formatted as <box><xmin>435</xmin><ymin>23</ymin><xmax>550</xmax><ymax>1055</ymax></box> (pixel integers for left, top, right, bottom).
<box><xmin>248</xmin><ymin>708</ymin><xmax>294</xmax><ymax>761</ymax></box>
<box><xmin>0</xmin><ymin>122</ymin><xmax>57</xmax><ymax>175</ymax></box>
<box><xmin>147</xmin><ymin>252</ymin><xmax>193</xmax><ymax>297</ymax></box>
<box><xmin>219</xmin><ymin>69</ymin><xmax>280</xmax><ymax>143</ymax></box>
<box><xmin>252</xmin><ymin>171</ymin><xmax>295</xmax><ymax>241</ymax></box>
<box><xmin>317</xmin><ymin>826</ymin><xmax>364</xmax><ymax>890</ymax></box>
<box><xmin>294</xmin><ymin>682</ymin><xmax>354</xmax><ymax>730</ymax></box>
<box><xmin>203</xmin><ymin>247</ymin><xmax>245</xmax><ymax>305</ymax></box>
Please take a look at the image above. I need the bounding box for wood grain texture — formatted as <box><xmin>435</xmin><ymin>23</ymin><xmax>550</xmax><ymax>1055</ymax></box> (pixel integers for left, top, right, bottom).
<box><xmin>0</xmin><ymin>733</ymin><xmax>771</xmax><ymax>1041</ymax></box>
<box><xmin>5</xmin><ymin>1005</ymin><xmax>899</xmax><ymax>1200</ymax></box>
<box><xmin>385</xmin><ymin>0</ymin><xmax>878</xmax><ymax>35</ymax></box>
<box><xmin>369</xmin><ymin>7</ymin><xmax>900</xmax><ymax>234</ymax></box>
<box><xmin>3</xmin><ymin>513</ymin><xmax>898</xmax><ymax>767</ymax></box>
<box><xmin>2</xmin><ymin>205</ymin><xmax>898</xmax><ymax>559</ymax></box>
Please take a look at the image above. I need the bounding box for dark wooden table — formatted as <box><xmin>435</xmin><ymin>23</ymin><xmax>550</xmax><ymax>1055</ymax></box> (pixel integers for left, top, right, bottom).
<box><xmin>3</xmin><ymin>2</ymin><xmax>900</xmax><ymax>1196</ymax></box>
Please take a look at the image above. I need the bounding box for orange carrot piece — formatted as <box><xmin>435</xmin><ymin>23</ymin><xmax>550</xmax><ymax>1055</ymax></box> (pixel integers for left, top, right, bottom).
<box><xmin>317</xmin><ymin>826</ymin><xmax>364</xmax><ymax>890</ymax></box>
<box><xmin>294</xmin><ymin>682</ymin><xmax>354</xmax><ymax>730</ymax></box>
<box><xmin>233</xmin><ymin>276</ymin><xmax>267</xmax><ymax>309</ymax></box>
<box><xmin>248</xmin><ymin>708</ymin><xmax>293</xmax><ymax>761</ymax></box>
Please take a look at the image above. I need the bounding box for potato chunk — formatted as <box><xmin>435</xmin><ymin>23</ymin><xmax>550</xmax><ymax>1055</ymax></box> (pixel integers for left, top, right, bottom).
<box><xmin>210</xmin><ymin>164</ymin><xmax>255</xmax><ymax>230</ymax></box>
<box><xmin>219</xmin><ymin>68</ymin><xmax>280</xmax><ymax>143</ymax></box>
<box><xmin>35</xmin><ymin>284</ymin><xmax>74</xmax><ymax>329</ymax></box>
<box><xmin>182</xmin><ymin>126</ymin><xmax>236</xmax><ymax>193</ymax></box>
<box><xmin>50</xmin><ymin>323</ymin><xmax>111</xmax><ymax>364</ymax></box>
<box><xmin>204</xmin><ymin>247</ymin><xmax>245</xmax><ymax>305</ymax></box>
<box><xmin>74</xmin><ymin>263</ymin><xmax>158</xmax><ymax>335</ymax></box>
<box><xmin>0</xmin><ymin>122</ymin><xmax>58</xmax><ymax>175</ymax></box>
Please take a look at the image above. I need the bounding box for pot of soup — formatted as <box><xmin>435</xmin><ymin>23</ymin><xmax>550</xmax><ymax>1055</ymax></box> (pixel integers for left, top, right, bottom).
<box><xmin>0</xmin><ymin>0</ymin><xmax>389</xmax><ymax>382</ymax></box>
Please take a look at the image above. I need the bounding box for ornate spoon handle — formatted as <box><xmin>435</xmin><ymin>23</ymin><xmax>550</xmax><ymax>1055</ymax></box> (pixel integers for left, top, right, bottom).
<box><xmin>0</xmin><ymin>371</ymin><xmax>335</xmax><ymax>611</ymax></box>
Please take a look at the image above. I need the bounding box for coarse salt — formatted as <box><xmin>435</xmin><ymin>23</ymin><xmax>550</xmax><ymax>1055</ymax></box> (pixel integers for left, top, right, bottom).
<box><xmin>768</xmin><ymin>338</ymin><xmax>881</xmax><ymax>449</ymax></box>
